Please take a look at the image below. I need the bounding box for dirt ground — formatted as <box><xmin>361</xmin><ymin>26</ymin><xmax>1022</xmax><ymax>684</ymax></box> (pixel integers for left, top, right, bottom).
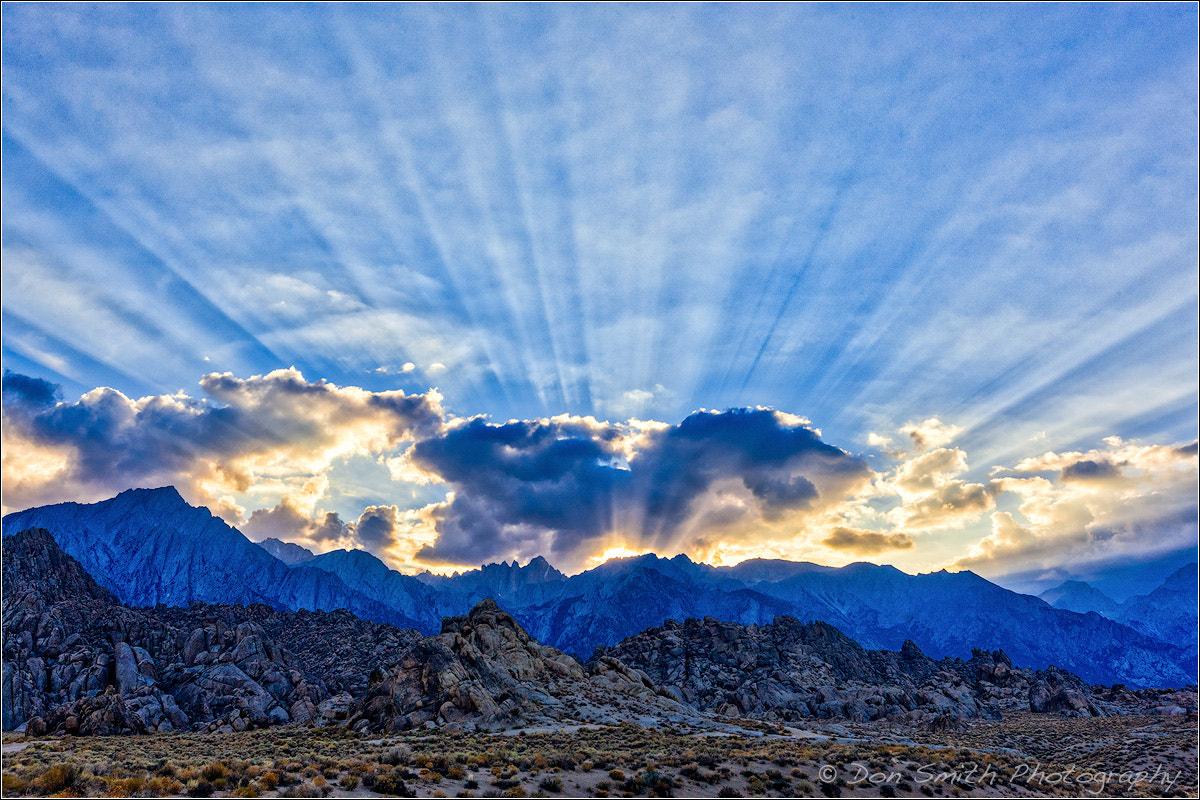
<box><xmin>2</xmin><ymin>713</ymin><xmax>1196</xmax><ymax>798</ymax></box>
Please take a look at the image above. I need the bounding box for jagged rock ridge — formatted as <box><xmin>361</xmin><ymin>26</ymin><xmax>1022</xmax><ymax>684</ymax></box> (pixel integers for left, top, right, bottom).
<box><xmin>2</xmin><ymin>528</ymin><xmax>394</xmax><ymax>735</ymax></box>
<box><xmin>595</xmin><ymin>616</ymin><xmax>1115</xmax><ymax>723</ymax></box>
<box><xmin>347</xmin><ymin>599</ymin><xmax>694</xmax><ymax>733</ymax></box>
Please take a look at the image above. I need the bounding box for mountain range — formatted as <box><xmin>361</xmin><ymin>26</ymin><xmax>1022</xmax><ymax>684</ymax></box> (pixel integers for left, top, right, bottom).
<box><xmin>8</xmin><ymin>526</ymin><xmax>1195</xmax><ymax>738</ymax></box>
<box><xmin>3</xmin><ymin>486</ymin><xmax>1196</xmax><ymax>689</ymax></box>
<box><xmin>1040</xmin><ymin>567</ymin><xmax>1198</xmax><ymax>662</ymax></box>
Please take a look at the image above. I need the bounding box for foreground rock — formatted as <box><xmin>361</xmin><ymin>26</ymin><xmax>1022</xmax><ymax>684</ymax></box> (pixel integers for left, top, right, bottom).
<box><xmin>2</xmin><ymin>529</ymin><xmax>326</xmax><ymax>734</ymax></box>
<box><xmin>347</xmin><ymin>599</ymin><xmax>695</xmax><ymax>732</ymax></box>
<box><xmin>595</xmin><ymin>616</ymin><xmax>1197</xmax><ymax>724</ymax></box>
<box><xmin>152</xmin><ymin>604</ymin><xmax>422</xmax><ymax>699</ymax></box>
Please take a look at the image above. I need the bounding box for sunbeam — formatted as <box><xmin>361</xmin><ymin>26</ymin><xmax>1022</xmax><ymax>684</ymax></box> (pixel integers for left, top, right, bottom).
<box><xmin>2</xmin><ymin>3</ymin><xmax>1195</xmax><ymax>587</ymax></box>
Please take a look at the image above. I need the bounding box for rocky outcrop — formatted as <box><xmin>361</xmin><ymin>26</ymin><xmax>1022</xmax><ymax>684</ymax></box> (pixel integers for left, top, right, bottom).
<box><xmin>1027</xmin><ymin>665</ymin><xmax>1101</xmax><ymax>716</ymax></box>
<box><xmin>2</xmin><ymin>528</ymin><xmax>327</xmax><ymax>734</ymax></box>
<box><xmin>152</xmin><ymin>603</ymin><xmax>423</xmax><ymax>698</ymax></box>
<box><xmin>595</xmin><ymin>615</ymin><xmax>1127</xmax><ymax>722</ymax></box>
<box><xmin>347</xmin><ymin>599</ymin><xmax>691</xmax><ymax>733</ymax></box>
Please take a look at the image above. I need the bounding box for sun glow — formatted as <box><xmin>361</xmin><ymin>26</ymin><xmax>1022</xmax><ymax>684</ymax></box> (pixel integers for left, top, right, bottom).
<box><xmin>590</xmin><ymin>545</ymin><xmax>652</xmax><ymax>566</ymax></box>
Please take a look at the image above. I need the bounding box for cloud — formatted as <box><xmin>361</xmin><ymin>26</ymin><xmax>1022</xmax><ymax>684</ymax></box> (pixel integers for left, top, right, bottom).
<box><xmin>822</xmin><ymin>526</ymin><xmax>914</xmax><ymax>555</ymax></box>
<box><xmin>873</xmin><ymin>430</ymin><xmax>997</xmax><ymax>532</ymax></box>
<box><xmin>955</xmin><ymin>435</ymin><xmax>1198</xmax><ymax>579</ymax></box>
<box><xmin>240</xmin><ymin>497</ymin><xmax>412</xmax><ymax>561</ymax></box>
<box><xmin>1059</xmin><ymin>458</ymin><xmax>1122</xmax><ymax>483</ymax></box>
<box><xmin>6</xmin><ymin>365</ymin><xmax>1195</xmax><ymax>582</ymax></box>
<box><xmin>355</xmin><ymin>504</ymin><xmax>401</xmax><ymax>549</ymax></box>
<box><xmin>408</xmin><ymin>407</ymin><xmax>870</xmax><ymax>571</ymax></box>
<box><xmin>891</xmin><ymin>479</ymin><xmax>995</xmax><ymax>531</ymax></box>
<box><xmin>242</xmin><ymin>497</ymin><xmax>350</xmax><ymax>544</ymax></box>
<box><xmin>1</xmin><ymin>368</ymin><xmax>444</xmax><ymax>515</ymax></box>
<box><xmin>2</xmin><ymin>369</ymin><xmax>61</xmax><ymax>408</ymax></box>
<box><xmin>899</xmin><ymin>418</ymin><xmax>961</xmax><ymax>452</ymax></box>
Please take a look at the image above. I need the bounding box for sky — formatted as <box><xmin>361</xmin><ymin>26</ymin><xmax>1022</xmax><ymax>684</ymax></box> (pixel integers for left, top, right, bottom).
<box><xmin>2</xmin><ymin>4</ymin><xmax>1197</xmax><ymax>595</ymax></box>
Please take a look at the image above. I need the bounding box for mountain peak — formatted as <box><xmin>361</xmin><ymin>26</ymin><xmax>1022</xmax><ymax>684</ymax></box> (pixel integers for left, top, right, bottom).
<box><xmin>1161</xmin><ymin>563</ymin><xmax>1198</xmax><ymax>591</ymax></box>
<box><xmin>115</xmin><ymin>485</ymin><xmax>187</xmax><ymax>505</ymax></box>
<box><xmin>1039</xmin><ymin>579</ymin><xmax>1118</xmax><ymax>616</ymax></box>
<box><xmin>2</xmin><ymin>527</ymin><xmax>118</xmax><ymax>608</ymax></box>
<box><xmin>111</xmin><ymin>486</ymin><xmax>210</xmax><ymax>521</ymax></box>
<box><xmin>257</xmin><ymin>537</ymin><xmax>316</xmax><ymax>566</ymax></box>
<box><xmin>442</xmin><ymin>597</ymin><xmax>524</xmax><ymax>638</ymax></box>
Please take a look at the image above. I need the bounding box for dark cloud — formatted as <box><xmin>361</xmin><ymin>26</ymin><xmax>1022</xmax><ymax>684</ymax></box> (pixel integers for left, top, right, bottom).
<box><xmin>411</xmin><ymin>408</ymin><xmax>869</xmax><ymax>569</ymax></box>
<box><xmin>1060</xmin><ymin>458</ymin><xmax>1123</xmax><ymax>483</ymax></box>
<box><xmin>1</xmin><ymin>368</ymin><xmax>443</xmax><ymax>511</ymax></box>
<box><xmin>822</xmin><ymin>527</ymin><xmax>915</xmax><ymax>555</ymax></box>
<box><xmin>409</xmin><ymin>416</ymin><xmax>629</xmax><ymax>565</ymax></box>
<box><xmin>242</xmin><ymin>499</ymin><xmax>403</xmax><ymax>557</ymax></box>
<box><xmin>355</xmin><ymin>506</ymin><xmax>400</xmax><ymax>549</ymax></box>
<box><xmin>1174</xmin><ymin>440</ymin><xmax>1198</xmax><ymax>457</ymax></box>
<box><xmin>2</xmin><ymin>370</ymin><xmax>61</xmax><ymax>408</ymax></box>
<box><xmin>243</xmin><ymin>500</ymin><xmax>350</xmax><ymax>544</ymax></box>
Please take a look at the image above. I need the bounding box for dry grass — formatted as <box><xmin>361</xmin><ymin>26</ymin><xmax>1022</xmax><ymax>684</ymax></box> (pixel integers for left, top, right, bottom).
<box><xmin>1</xmin><ymin>715</ymin><xmax>1195</xmax><ymax>797</ymax></box>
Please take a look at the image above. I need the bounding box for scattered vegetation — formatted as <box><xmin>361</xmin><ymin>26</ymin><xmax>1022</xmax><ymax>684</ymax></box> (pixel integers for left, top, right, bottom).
<box><xmin>1</xmin><ymin>714</ymin><xmax>1195</xmax><ymax>797</ymax></box>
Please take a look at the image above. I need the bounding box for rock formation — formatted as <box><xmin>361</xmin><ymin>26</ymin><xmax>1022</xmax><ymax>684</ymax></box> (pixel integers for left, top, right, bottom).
<box><xmin>347</xmin><ymin>599</ymin><xmax>693</xmax><ymax>733</ymax></box>
<box><xmin>3</xmin><ymin>528</ymin><xmax>326</xmax><ymax>735</ymax></box>
<box><xmin>595</xmin><ymin>615</ymin><xmax>1135</xmax><ymax>723</ymax></box>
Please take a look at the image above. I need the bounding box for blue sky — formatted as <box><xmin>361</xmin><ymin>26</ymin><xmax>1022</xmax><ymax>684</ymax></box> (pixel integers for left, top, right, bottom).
<box><xmin>2</xmin><ymin>4</ymin><xmax>1197</xmax><ymax>590</ymax></box>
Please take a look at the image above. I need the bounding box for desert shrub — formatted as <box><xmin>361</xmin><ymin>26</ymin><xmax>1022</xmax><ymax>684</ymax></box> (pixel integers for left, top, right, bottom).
<box><xmin>608</xmin><ymin>769</ymin><xmax>625</xmax><ymax>781</ymax></box>
<box><xmin>340</xmin><ymin>773</ymin><xmax>360</xmax><ymax>791</ymax></box>
<box><xmin>200</xmin><ymin>763</ymin><xmax>230</xmax><ymax>782</ymax></box>
<box><xmin>188</xmin><ymin>780</ymin><xmax>215</xmax><ymax>798</ymax></box>
<box><xmin>374</xmin><ymin>768</ymin><xmax>416</xmax><ymax>797</ymax></box>
<box><xmin>108</xmin><ymin>775</ymin><xmax>147</xmax><ymax>796</ymax></box>
<box><xmin>549</xmin><ymin>755</ymin><xmax>576</xmax><ymax>771</ymax></box>
<box><xmin>717</xmin><ymin>788</ymin><xmax>743</xmax><ymax>798</ymax></box>
<box><xmin>31</xmin><ymin>763</ymin><xmax>80</xmax><ymax>794</ymax></box>
<box><xmin>3</xmin><ymin>774</ymin><xmax>28</xmax><ymax>795</ymax></box>
<box><xmin>261</xmin><ymin>771</ymin><xmax>281</xmax><ymax>790</ymax></box>
<box><xmin>231</xmin><ymin>787</ymin><xmax>260</xmax><ymax>798</ymax></box>
<box><xmin>382</xmin><ymin>746</ymin><xmax>411</xmax><ymax>766</ymax></box>
<box><xmin>538</xmin><ymin>775</ymin><xmax>563</xmax><ymax>792</ymax></box>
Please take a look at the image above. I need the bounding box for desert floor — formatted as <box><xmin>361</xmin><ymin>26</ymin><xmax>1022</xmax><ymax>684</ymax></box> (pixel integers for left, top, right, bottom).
<box><xmin>2</xmin><ymin>713</ymin><xmax>1196</xmax><ymax>798</ymax></box>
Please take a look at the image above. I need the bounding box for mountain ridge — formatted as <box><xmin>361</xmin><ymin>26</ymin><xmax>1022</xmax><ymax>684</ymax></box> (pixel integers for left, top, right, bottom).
<box><xmin>1</xmin><ymin>487</ymin><xmax>422</xmax><ymax>630</ymax></box>
<box><xmin>4</xmin><ymin>526</ymin><xmax>1196</xmax><ymax>737</ymax></box>
<box><xmin>4</xmin><ymin>487</ymin><xmax>1195</xmax><ymax>688</ymax></box>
